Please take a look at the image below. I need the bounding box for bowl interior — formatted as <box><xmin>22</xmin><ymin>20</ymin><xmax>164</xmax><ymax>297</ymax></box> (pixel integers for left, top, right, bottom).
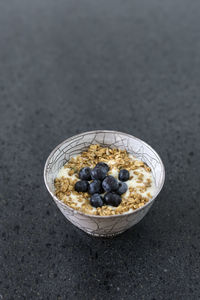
<box><xmin>44</xmin><ymin>131</ymin><xmax>165</xmax><ymax>202</ymax></box>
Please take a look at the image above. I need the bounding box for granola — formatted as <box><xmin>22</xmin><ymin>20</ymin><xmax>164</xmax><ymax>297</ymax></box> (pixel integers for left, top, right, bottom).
<box><xmin>54</xmin><ymin>144</ymin><xmax>155</xmax><ymax>216</ymax></box>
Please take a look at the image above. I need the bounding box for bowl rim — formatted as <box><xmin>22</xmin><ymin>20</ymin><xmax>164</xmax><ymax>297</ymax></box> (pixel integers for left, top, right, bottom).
<box><xmin>44</xmin><ymin>130</ymin><xmax>165</xmax><ymax>218</ymax></box>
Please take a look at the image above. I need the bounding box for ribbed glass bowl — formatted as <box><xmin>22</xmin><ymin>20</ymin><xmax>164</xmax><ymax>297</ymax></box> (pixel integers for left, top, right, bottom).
<box><xmin>44</xmin><ymin>130</ymin><xmax>165</xmax><ymax>237</ymax></box>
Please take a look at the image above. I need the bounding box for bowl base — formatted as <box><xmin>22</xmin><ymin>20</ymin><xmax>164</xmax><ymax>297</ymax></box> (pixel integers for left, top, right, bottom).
<box><xmin>82</xmin><ymin>229</ymin><xmax>127</xmax><ymax>238</ymax></box>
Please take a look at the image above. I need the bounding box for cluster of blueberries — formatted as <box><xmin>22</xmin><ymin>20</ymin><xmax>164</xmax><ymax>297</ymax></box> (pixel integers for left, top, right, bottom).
<box><xmin>74</xmin><ymin>162</ymin><xmax>130</xmax><ymax>208</ymax></box>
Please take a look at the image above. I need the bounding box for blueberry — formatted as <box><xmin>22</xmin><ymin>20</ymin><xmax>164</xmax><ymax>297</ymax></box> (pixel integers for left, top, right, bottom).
<box><xmin>88</xmin><ymin>180</ymin><xmax>103</xmax><ymax>195</ymax></box>
<box><xmin>119</xmin><ymin>169</ymin><xmax>130</xmax><ymax>181</ymax></box>
<box><xmin>104</xmin><ymin>192</ymin><xmax>122</xmax><ymax>207</ymax></box>
<box><xmin>102</xmin><ymin>175</ymin><xmax>119</xmax><ymax>192</ymax></box>
<box><xmin>79</xmin><ymin>167</ymin><xmax>91</xmax><ymax>181</ymax></box>
<box><xmin>91</xmin><ymin>166</ymin><xmax>107</xmax><ymax>181</ymax></box>
<box><xmin>96</xmin><ymin>162</ymin><xmax>109</xmax><ymax>172</ymax></box>
<box><xmin>90</xmin><ymin>194</ymin><xmax>104</xmax><ymax>208</ymax></box>
<box><xmin>75</xmin><ymin>180</ymin><xmax>89</xmax><ymax>192</ymax></box>
<box><xmin>116</xmin><ymin>182</ymin><xmax>128</xmax><ymax>195</ymax></box>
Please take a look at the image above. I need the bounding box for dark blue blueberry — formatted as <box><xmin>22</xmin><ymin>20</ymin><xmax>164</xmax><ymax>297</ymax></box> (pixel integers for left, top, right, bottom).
<box><xmin>102</xmin><ymin>175</ymin><xmax>119</xmax><ymax>192</ymax></box>
<box><xmin>118</xmin><ymin>169</ymin><xmax>130</xmax><ymax>181</ymax></box>
<box><xmin>91</xmin><ymin>166</ymin><xmax>107</xmax><ymax>181</ymax></box>
<box><xmin>88</xmin><ymin>180</ymin><xmax>103</xmax><ymax>195</ymax></box>
<box><xmin>90</xmin><ymin>194</ymin><xmax>104</xmax><ymax>208</ymax></box>
<box><xmin>75</xmin><ymin>180</ymin><xmax>89</xmax><ymax>192</ymax></box>
<box><xmin>96</xmin><ymin>162</ymin><xmax>109</xmax><ymax>172</ymax></box>
<box><xmin>104</xmin><ymin>192</ymin><xmax>122</xmax><ymax>207</ymax></box>
<box><xmin>79</xmin><ymin>167</ymin><xmax>91</xmax><ymax>181</ymax></box>
<box><xmin>116</xmin><ymin>182</ymin><xmax>128</xmax><ymax>195</ymax></box>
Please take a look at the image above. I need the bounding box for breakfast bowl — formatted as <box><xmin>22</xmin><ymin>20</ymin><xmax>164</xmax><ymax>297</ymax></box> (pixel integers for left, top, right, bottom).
<box><xmin>44</xmin><ymin>130</ymin><xmax>165</xmax><ymax>237</ymax></box>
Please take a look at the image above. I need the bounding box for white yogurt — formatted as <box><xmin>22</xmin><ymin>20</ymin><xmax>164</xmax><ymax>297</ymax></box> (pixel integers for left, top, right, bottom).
<box><xmin>56</xmin><ymin>154</ymin><xmax>156</xmax><ymax>214</ymax></box>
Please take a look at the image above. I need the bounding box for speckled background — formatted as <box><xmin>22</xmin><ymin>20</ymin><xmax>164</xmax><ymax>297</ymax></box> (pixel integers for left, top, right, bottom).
<box><xmin>0</xmin><ymin>0</ymin><xmax>200</xmax><ymax>299</ymax></box>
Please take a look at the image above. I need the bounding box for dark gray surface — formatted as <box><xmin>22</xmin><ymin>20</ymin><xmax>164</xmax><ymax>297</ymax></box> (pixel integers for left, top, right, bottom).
<box><xmin>0</xmin><ymin>0</ymin><xmax>200</xmax><ymax>299</ymax></box>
